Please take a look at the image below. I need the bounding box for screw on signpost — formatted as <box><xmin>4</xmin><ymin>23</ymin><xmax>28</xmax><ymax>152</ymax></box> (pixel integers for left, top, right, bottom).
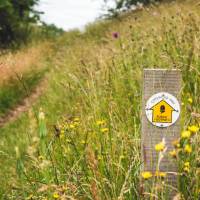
<box><xmin>141</xmin><ymin>69</ymin><xmax>181</xmax><ymax>199</ymax></box>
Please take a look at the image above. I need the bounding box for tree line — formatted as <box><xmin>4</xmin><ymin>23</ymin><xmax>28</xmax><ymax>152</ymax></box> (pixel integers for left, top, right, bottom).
<box><xmin>104</xmin><ymin>0</ymin><xmax>165</xmax><ymax>16</ymax></box>
<box><xmin>0</xmin><ymin>0</ymin><xmax>63</xmax><ymax>48</ymax></box>
<box><xmin>0</xmin><ymin>0</ymin><xmax>41</xmax><ymax>47</ymax></box>
<box><xmin>0</xmin><ymin>0</ymin><xmax>165</xmax><ymax>48</ymax></box>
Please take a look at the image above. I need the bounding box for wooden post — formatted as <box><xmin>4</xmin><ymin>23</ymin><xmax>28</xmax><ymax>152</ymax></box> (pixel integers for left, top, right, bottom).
<box><xmin>141</xmin><ymin>69</ymin><xmax>181</xmax><ymax>198</ymax></box>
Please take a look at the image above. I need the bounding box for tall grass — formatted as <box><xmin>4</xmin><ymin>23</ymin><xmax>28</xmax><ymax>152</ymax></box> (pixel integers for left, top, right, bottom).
<box><xmin>0</xmin><ymin>0</ymin><xmax>199</xmax><ymax>199</ymax></box>
<box><xmin>0</xmin><ymin>42</ymin><xmax>53</xmax><ymax>117</ymax></box>
<box><xmin>0</xmin><ymin>69</ymin><xmax>47</xmax><ymax>117</ymax></box>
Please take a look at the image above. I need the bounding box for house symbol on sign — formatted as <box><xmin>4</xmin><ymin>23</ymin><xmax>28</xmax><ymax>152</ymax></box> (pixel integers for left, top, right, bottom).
<box><xmin>150</xmin><ymin>100</ymin><xmax>176</xmax><ymax>123</ymax></box>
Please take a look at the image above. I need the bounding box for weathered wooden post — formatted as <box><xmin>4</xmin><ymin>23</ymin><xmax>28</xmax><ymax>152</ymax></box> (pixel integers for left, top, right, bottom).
<box><xmin>141</xmin><ymin>69</ymin><xmax>181</xmax><ymax>198</ymax></box>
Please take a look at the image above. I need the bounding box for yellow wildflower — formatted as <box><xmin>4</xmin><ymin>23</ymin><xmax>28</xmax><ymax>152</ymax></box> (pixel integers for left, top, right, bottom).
<box><xmin>96</xmin><ymin>120</ymin><xmax>106</xmax><ymax>126</ymax></box>
<box><xmin>101</xmin><ymin>128</ymin><xmax>109</xmax><ymax>133</ymax></box>
<box><xmin>183</xmin><ymin>166</ymin><xmax>190</xmax><ymax>173</ymax></box>
<box><xmin>73</xmin><ymin>121</ymin><xmax>80</xmax><ymax>127</ymax></box>
<box><xmin>184</xmin><ymin>144</ymin><xmax>192</xmax><ymax>154</ymax></box>
<box><xmin>184</xmin><ymin>162</ymin><xmax>190</xmax><ymax>167</ymax></box>
<box><xmin>97</xmin><ymin>155</ymin><xmax>103</xmax><ymax>160</ymax></box>
<box><xmin>181</xmin><ymin>130</ymin><xmax>191</xmax><ymax>139</ymax></box>
<box><xmin>141</xmin><ymin>171</ymin><xmax>153</xmax><ymax>180</ymax></box>
<box><xmin>154</xmin><ymin>171</ymin><xmax>167</xmax><ymax>178</ymax></box>
<box><xmin>188</xmin><ymin>125</ymin><xmax>199</xmax><ymax>133</ymax></box>
<box><xmin>69</xmin><ymin>124</ymin><xmax>75</xmax><ymax>129</ymax></box>
<box><xmin>60</xmin><ymin>129</ymin><xmax>65</xmax><ymax>139</ymax></box>
<box><xmin>183</xmin><ymin>162</ymin><xmax>190</xmax><ymax>172</ymax></box>
<box><xmin>183</xmin><ymin>162</ymin><xmax>190</xmax><ymax>173</ymax></box>
<box><xmin>66</xmin><ymin>139</ymin><xmax>71</xmax><ymax>143</ymax></box>
<box><xmin>188</xmin><ymin>97</ymin><xmax>193</xmax><ymax>104</ymax></box>
<box><xmin>172</xmin><ymin>140</ymin><xmax>180</xmax><ymax>148</ymax></box>
<box><xmin>53</xmin><ymin>193</ymin><xmax>60</xmax><ymax>199</ymax></box>
<box><xmin>155</xmin><ymin>141</ymin><xmax>165</xmax><ymax>152</ymax></box>
<box><xmin>60</xmin><ymin>134</ymin><xmax>65</xmax><ymax>139</ymax></box>
<box><xmin>73</xmin><ymin>117</ymin><xmax>80</xmax><ymax>122</ymax></box>
<box><xmin>80</xmin><ymin>140</ymin><xmax>86</xmax><ymax>144</ymax></box>
<box><xmin>169</xmin><ymin>150</ymin><xmax>177</xmax><ymax>158</ymax></box>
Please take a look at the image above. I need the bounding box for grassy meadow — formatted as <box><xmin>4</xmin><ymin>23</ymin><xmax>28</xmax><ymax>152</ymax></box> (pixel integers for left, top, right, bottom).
<box><xmin>0</xmin><ymin>0</ymin><xmax>200</xmax><ymax>199</ymax></box>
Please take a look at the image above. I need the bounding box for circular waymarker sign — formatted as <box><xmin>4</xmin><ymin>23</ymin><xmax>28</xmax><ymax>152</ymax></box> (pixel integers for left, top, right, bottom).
<box><xmin>145</xmin><ymin>92</ymin><xmax>180</xmax><ymax>128</ymax></box>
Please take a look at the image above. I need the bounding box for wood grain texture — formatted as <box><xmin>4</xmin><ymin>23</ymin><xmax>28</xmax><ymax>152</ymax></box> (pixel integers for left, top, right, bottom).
<box><xmin>141</xmin><ymin>69</ymin><xmax>181</xmax><ymax>196</ymax></box>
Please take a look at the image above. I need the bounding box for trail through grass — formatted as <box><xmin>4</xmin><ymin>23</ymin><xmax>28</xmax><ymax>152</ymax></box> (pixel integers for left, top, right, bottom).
<box><xmin>0</xmin><ymin>42</ymin><xmax>53</xmax><ymax>118</ymax></box>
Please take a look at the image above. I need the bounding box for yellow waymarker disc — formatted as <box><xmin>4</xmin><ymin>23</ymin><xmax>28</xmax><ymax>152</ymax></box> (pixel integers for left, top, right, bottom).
<box><xmin>145</xmin><ymin>92</ymin><xmax>180</xmax><ymax>128</ymax></box>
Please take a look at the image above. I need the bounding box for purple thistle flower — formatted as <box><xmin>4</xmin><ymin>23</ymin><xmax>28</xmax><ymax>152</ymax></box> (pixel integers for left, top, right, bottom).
<box><xmin>112</xmin><ymin>32</ymin><xmax>119</xmax><ymax>39</ymax></box>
